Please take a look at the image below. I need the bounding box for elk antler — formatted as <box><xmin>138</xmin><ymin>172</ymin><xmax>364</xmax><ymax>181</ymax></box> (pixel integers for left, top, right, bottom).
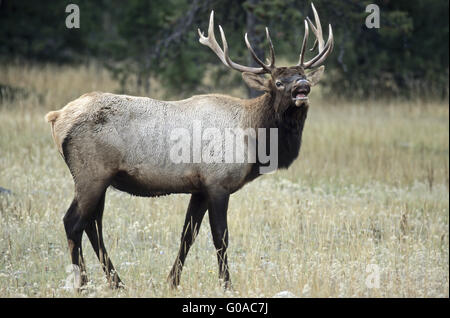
<box><xmin>198</xmin><ymin>11</ymin><xmax>275</xmax><ymax>74</ymax></box>
<box><xmin>298</xmin><ymin>3</ymin><xmax>334</xmax><ymax>69</ymax></box>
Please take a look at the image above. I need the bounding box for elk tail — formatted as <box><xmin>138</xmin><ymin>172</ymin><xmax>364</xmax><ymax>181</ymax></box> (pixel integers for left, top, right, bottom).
<box><xmin>45</xmin><ymin>110</ymin><xmax>64</xmax><ymax>158</ymax></box>
<box><xmin>45</xmin><ymin>110</ymin><xmax>60</xmax><ymax>123</ymax></box>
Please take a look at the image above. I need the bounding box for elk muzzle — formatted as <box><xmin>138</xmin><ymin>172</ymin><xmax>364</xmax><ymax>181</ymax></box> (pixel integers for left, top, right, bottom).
<box><xmin>292</xmin><ymin>79</ymin><xmax>310</xmax><ymax>107</ymax></box>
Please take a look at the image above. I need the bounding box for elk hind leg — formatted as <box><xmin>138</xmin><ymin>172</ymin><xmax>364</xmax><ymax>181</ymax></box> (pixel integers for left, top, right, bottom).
<box><xmin>84</xmin><ymin>191</ymin><xmax>123</xmax><ymax>288</ymax></box>
<box><xmin>63</xmin><ymin>180</ymin><xmax>108</xmax><ymax>290</ymax></box>
<box><xmin>63</xmin><ymin>199</ymin><xmax>89</xmax><ymax>289</ymax></box>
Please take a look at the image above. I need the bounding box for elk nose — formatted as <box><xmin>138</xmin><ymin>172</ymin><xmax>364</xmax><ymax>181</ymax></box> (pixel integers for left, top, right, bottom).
<box><xmin>295</xmin><ymin>79</ymin><xmax>310</xmax><ymax>95</ymax></box>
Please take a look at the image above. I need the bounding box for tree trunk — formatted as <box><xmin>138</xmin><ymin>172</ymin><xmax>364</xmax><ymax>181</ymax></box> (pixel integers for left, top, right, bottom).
<box><xmin>246</xmin><ymin>0</ymin><xmax>265</xmax><ymax>99</ymax></box>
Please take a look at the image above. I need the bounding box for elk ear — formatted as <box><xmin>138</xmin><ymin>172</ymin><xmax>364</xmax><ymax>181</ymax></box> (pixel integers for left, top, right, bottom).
<box><xmin>306</xmin><ymin>66</ymin><xmax>325</xmax><ymax>86</ymax></box>
<box><xmin>242</xmin><ymin>72</ymin><xmax>270</xmax><ymax>92</ymax></box>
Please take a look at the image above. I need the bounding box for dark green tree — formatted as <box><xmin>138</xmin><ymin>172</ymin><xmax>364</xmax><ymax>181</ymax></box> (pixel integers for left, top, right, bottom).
<box><xmin>0</xmin><ymin>0</ymin><xmax>448</xmax><ymax>99</ymax></box>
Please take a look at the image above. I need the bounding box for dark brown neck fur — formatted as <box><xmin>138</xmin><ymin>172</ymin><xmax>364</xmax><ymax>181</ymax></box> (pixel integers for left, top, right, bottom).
<box><xmin>243</xmin><ymin>92</ymin><xmax>308</xmax><ymax>182</ymax></box>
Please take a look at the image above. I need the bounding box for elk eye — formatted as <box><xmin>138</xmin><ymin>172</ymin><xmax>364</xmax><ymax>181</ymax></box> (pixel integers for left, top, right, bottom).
<box><xmin>275</xmin><ymin>81</ymin><xmax>283</xmax><ymax>87</ymax></box>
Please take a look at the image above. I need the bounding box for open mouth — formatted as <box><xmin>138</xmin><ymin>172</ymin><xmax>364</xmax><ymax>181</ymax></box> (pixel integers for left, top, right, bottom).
<box><xmin>292</xmin><ymin>87</ymin><xmax>310</xmax><ymax>106</ymax></box>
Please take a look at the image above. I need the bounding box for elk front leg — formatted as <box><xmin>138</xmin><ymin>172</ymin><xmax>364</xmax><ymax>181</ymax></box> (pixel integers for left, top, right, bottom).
<box><xmin>207</xmin><ymin>190</ymin><xmax>231</xmax><ymax>289</ymax></box>
<box><xmin>169</xmin><ymin>193</ymin><xmax>208</xmax><ymax>288</ymax></box>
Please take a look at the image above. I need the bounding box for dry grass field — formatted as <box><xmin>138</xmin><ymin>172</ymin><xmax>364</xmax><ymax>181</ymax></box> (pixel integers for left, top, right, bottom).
<box><xmin>0</xmin><ymin>63</ymin><xmax>448</xmax><ymax>297</ymax></box>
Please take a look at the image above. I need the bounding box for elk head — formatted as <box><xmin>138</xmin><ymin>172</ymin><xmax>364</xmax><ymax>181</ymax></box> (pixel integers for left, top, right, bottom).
<box><xmin>198</xmin><ymin>3</ymin><xmax>334</xmax><ymax>113</ymax></box>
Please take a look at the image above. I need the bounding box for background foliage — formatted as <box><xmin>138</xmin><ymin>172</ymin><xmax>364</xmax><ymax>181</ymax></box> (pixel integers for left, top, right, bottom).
<box><xmin>0</xmin><ymin>0</ymin><xmax>448</xmax><ymax>99</ymax></box>
<box><xmin>0</xmin><ymin>1</ymin><xmax>448</xmax><ymax>298</ymax></box>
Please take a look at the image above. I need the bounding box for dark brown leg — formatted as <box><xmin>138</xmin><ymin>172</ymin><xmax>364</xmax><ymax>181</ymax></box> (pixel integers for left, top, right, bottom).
<box><xmin>63</xmin><ymin>199</ymin><xmax>89</xmax><ymax>290</ymax></box>
<box><xmin>63</xmin><ymin>181</ymin><xmax>109</xmax><ymax>291</ymax></box>
<box><xmin>168</xmin><ymin>193</ymin><xmax>208</xmax><ymax>288</ymax></box>
<box><xmin>84</xmin><ymin>191</ymin><xmax>122</xmax><ymax>288</ymax></box>
<box><xmin>207</xmin><ymin>190</ymin><xmax>231</xmax><ymax>289</ymax></box>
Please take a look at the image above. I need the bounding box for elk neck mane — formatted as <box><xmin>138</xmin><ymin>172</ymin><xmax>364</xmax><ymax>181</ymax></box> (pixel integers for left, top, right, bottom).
<box><xmin>243</xmin><ymin>91</ymin><xmax>308</xmax><ymax>171</ymax></box>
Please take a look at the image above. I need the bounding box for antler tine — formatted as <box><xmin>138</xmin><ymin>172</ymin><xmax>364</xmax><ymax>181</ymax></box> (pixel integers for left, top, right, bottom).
<box><xmin>244</xmin><ymin>33</ymin><xmax>272</xmax><ymax>73</ymax></box>
<box><xmin>309</xmin><ymin>39</ymin><xmax>318</xmax><ymax>52</ymax></box>
<box><xmin>198</xmin><ymin>10</ymin><xmax>270</xmax><ymax>74</ymax></box>
<box><xmin>198</xmin><ymin>11</ymin><xmax>228</xmax><ymax>66</ymax></box>
<box><xmin>300</xmin><ymin>3</ymin><xmax>334</xmax><ymax>69</ymax></box>
<box><xmin>265</xmin><ymin>27</ymin><xmax>276</xmax><ymax>68</ymax></box>
<box><xmin>303</xmin><ymin>24</ymin><xmax>334</xmax><ymax>68</ymax></box>
<box><xmin>309</xmin><ymin>3</ymin><xmax>324</xmax><ymax>51</ymax></box>
<box><xmin>306</xmin><ymin>17</ymin><xmax>318</xmax><ymax>52</ymax></box>
<box><xmin>297</xmin><ymin>20</ymin><xmax>309</xmax><ymax>67</ymax></box>
<box><xmin>309</xmin><ymin>24</ymin><xmax>334</xmax><ymax>68</ymax></box>
<box><xmin>219</xmin><ymin>27</ymin><xmax>267</xmax><ymax>74</ymax></box>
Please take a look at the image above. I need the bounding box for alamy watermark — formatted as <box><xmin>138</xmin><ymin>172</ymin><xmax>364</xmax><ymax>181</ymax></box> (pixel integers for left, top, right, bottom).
<box><xmin>365</xmin><ymin>264</ymin><xmax>380</xmax><ymax>289</ymax></box>
<box><xmin>65</xmin><ymin>4</ymin><xmax>80</xmax><ymax>29</ymax></box>
<box><xmin>63</xmin><ymin>264</ymin><xmax>81</xmax><ymax>290</ymax></box>
<box><xmin>365</xmin><ymin>4</ymin><xmax>380</xmax><ymax>29</ymax></box>
<box><xmin>169</xmin><ymin>121</ymin><xmax>279</xmax><ymax>174</ymax></box>
<box><xmin>65</xmin><ymin>4</ymin><xmax>380</xmax><ymax>30</ymax></box>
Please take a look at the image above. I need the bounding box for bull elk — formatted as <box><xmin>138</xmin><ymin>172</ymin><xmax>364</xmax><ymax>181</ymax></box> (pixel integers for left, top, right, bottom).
<box><xmin>45</xmin><ymin>3</ymin><xmax>333</xmax><ymax>290</ymax></box>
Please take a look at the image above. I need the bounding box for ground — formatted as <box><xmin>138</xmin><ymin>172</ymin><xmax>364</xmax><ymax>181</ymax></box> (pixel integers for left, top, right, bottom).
<box><xmin>0</xmin><ymin>64</ymin><xmax>448</xmax><ymax>297</ymax></box>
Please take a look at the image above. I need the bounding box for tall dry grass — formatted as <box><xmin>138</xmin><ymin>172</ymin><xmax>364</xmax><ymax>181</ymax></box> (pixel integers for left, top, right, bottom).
<box><xmin>0</xmin><ymin>63</ymin><xmax>448</xmax><ymax>297</ymax></box>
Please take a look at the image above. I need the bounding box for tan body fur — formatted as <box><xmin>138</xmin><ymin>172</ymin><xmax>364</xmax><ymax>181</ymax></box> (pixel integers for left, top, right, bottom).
<box><xmin>46</xmin><ymin>91</ymin><xmax>271</xmax><ymax>195</ymax></box>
